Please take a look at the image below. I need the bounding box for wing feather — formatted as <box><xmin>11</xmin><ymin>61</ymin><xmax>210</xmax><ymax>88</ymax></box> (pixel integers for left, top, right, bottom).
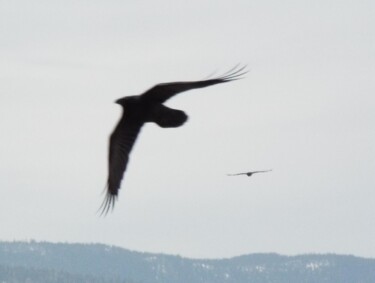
<box><xmin>99</xmin><ymin>119</ymin><xmax>143</xmax><ymax>215</ymax></box>
<box><xmin>141</xmin><ymin>65</ymin><xmax>247</xmax><ymax>103</ymax></box>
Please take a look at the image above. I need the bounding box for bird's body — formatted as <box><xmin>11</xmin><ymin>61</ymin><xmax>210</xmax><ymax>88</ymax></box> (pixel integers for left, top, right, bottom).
<box><xmin>100</xmin><ymin>66</ymin><xmax>247</xmax><ymax>214</ymax></box>
<box><xmin>227</xmin><ymin>170</ymin><xmax>272</xmax><ymax>177</ymax></box>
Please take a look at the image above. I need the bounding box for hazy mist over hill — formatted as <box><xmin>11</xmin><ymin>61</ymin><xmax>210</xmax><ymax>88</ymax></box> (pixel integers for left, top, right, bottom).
<box><xmin>1</xmin><ymin>241</ymin><xmax>375</xmax><ymax>283</ymax></box>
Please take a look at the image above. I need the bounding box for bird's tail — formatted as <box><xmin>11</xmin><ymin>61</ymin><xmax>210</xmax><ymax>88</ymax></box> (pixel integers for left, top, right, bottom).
<box><xmin>151</xmin><ymin>104</ymin><xmax>188</xmax><ymax>128</ymax></box>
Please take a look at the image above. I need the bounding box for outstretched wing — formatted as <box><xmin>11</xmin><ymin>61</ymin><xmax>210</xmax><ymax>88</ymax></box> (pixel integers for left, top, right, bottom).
<box><xmin>99</xmin><ymin>119</ymin><xmax>143</xmax><ymax>215</ymax></box>
<box><xmin>252</xmin><ymin>170</ymin><xmax>272</xmax><ymax>174</ymax></box>
<box><xmin>227</xmin><ymin>172</ymin><xmax>248</xmax><ymax>176</ymax></box>
<box><xmin>141</xmin><ymin>65</ymin><xmax>247</xmax><ymax>103</ymax></box>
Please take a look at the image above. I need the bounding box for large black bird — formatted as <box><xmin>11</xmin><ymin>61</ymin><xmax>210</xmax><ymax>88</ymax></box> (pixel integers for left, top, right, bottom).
<box><xmin>227</xmin><ymin>170</ymin><xmax>272</xmax><ymax>177</ymax></box>
<box><xmin>100</xmin><ymin>66</ymin><xmax>247</xmax><ymax>214</ymax></box>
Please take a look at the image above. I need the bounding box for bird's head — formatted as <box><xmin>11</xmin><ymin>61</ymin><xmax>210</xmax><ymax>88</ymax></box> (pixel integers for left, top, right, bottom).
<box><xmin>115</xmin><ymin>96</ymin><xmax>138</xmax><ymax>106</ymax></box>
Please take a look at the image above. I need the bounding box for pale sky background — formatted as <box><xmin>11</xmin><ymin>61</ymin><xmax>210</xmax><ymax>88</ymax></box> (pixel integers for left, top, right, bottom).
<box><xmin>1</xmin><ymin>0</ymin><xmax>374</xmax><ymax>259</ymax></box>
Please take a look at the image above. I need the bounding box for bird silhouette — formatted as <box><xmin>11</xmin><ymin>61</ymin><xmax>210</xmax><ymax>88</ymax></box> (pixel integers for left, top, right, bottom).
<box><xmin>100</xmin><ymin>66</ymin><xmax>247</xmax><ymax>214</ymax></box>
<box><xmin>227</xmin><ymin>170</ymin><xmax>272</xmax><ymax>177</ymax></box>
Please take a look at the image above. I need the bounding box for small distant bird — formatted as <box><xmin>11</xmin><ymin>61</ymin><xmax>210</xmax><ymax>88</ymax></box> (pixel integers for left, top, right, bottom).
<box><xmin>227</xmin><ymin>170</ymin><xmax>272</xmax><ymax>177</ymax></box>
<box><xmin>100</xmin><ymin>65</ymin><xmax>247</xmax><ymax>214</ymax></box>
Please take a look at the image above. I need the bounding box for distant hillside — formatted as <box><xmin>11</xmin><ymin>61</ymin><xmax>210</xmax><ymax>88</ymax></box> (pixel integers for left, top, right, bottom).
<box><xmin>0</xmin><ymin>241</ymin><xmax>374</xmax><ymax>283</ymax></box>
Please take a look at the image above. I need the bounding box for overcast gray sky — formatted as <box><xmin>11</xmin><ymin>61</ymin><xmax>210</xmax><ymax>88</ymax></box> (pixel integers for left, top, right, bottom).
<box><xmin>1</xmin><ymin>0</ymin><xmax>374</xmax><ymax>259</ymax></box>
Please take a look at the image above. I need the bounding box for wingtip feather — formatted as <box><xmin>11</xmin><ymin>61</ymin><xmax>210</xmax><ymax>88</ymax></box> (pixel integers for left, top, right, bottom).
<box><xmin>97</xmin><ymin>190</ymin><xmax>118</xmax><ymax>216</ymax></box>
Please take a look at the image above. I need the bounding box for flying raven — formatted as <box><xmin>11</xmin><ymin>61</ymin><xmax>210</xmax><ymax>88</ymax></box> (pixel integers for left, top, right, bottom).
<box><xmin>227</xmin><ymin>170</ymin><xmax>272</xmax><ymax>177</ymax></box>
<box><xmin>100</xmin><ymin>66</ymin><xmax>247</xmax><ymax>214</ymax></box>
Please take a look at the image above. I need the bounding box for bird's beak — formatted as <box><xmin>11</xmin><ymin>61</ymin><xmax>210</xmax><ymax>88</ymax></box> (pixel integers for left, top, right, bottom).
<box><xmin>115</xmin><ymin>98</ymin><xmax>123</xmax><ymax>104</ymax></box>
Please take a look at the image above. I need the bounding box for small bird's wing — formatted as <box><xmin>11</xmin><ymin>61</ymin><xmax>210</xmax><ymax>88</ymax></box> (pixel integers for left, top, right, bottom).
<box><xmin>141</xmin><ymin>65</ymin><xmax>247</xmax><ymax>104</ymax></box>
<box><xmin>99</xmin><ymin>119</ymin><xmax>143</xmax><ymax>215</ymax></box>
<box><xmin>251</xmin><ymin>170</ymin><xmax>272</xmax><ymax>174</ymax></box>
<box><xmin>227</xmin><ymin>172</ymin><xmax>248</xmax><ymax>176</ymax></box>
